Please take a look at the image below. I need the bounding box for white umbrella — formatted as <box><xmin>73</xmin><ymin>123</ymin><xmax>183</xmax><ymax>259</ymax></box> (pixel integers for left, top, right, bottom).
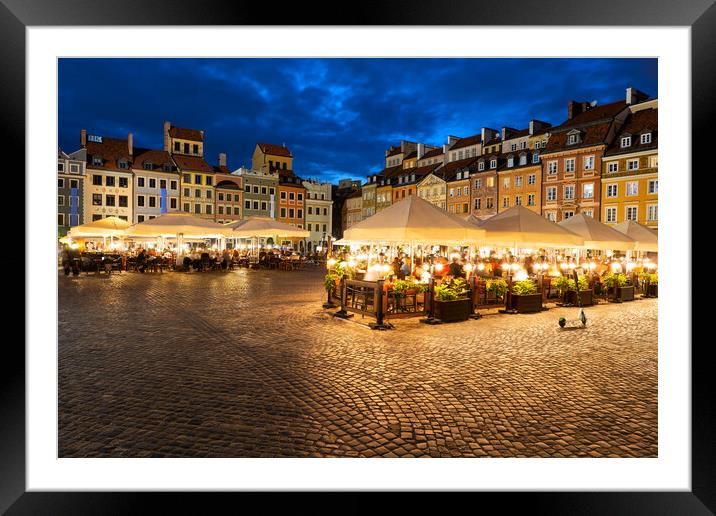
<box><xmin>612</xmin><ymin>220</ymin><xmax>658</xmax><ymax>252</ymax></box>
<box><xmin>67</xmin><ymin>216</ymin><xmax>131</xmax><ymax>238</ymax></box>
<box><xmin>475</xmin><ymin>206</ymin><xmax>584</xmax><ymax>248</ymax></box>
<box><xmin>227</xmin><ymin>217</ymin><xmax>310</xmax><ymax>238</ymax></box>
<box><xmin>558</xmin><ymin>213</ymin><xmax>636</xmax><ymax>250</ymax></box>
<box><xmin>124</xmin><ymin>213</ymin><xmax>235</xmax><ymax>239</ymax></box>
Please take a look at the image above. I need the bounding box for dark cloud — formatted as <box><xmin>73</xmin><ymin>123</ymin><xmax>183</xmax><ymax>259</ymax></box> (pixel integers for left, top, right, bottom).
<box><xmin>59</xmin><ymin>58</ymin><xmax>657</xmax><ymax>183</ymax></box>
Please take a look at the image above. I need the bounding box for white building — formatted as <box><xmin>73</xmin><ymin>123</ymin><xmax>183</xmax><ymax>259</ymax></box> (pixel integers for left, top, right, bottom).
<box><xmin>302</xmin><ymin>179</ymin><xmax>333</xmax><ymax>253</ymax></box>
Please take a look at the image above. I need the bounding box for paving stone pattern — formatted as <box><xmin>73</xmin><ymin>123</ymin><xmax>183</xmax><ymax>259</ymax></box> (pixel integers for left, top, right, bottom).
<box><xmin>58</xmin><ymin>268</ymin><xmax>658</xmax><ymax>458</ymax></box>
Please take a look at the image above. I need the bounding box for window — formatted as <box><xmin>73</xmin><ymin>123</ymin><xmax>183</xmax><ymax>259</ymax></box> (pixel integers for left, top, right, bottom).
<box><xmin>583</xmin><ymin>183</ymin><xmax>594</xmax><ymax>199</ymax></box>
<box><xmin>58</xmin><ymin>178</ymin><xmax>65</xmax><ymax>188</ymax></box>
<box><xmin>170</xmin><ymin>180</ymin><xmax>178</xmax><ymax>190</ymax></box>
<box><xmin>137</xmin><ymin>215</ymin><xmax>145</xmax><ymax>223</ymax></box>
<box><xmin>92</xmin><ymin>156</ymin><xmax>103</xmax><ymax>167</ymax></box>
<box><xmin>583</xmin><ymin>156</ymin><xmax>594</xmax><ymax>170</ymax></box>
<box><xmin>288</xmin><ymin>208</ymin><xmax>294</xmax><ymax>218</ymax></box>
<box><xmin>289</xmin><ymin>192</ymin><xmax>295</xmax><ymax>201</ymax></box>
<box><xmin>270</xmin><ymin>188</ymin><xmax>275</xmax><ymax>196</ymax></box>
<box><xmin>170</xmin><ymin>198</ymin><xmax>177</xmax><ymax>209</ymax></box>
<box><xmin>515</xmin><ymin>195</ymin><xmax>522</xmax><ymax>206</ymax></box>
<box><xmin>503</xmin><ymin>177</ymin><xmax>510</xmax><ymax>189</ymax></box>
<box><xmin>253</xmin><ymin>201</ymin><xmax>259</xmax><ymax>210</ymax></box>
<box><xmin>245</xmin><ymin>185</ymin><xmax>251</xmax><ymax>192</ymax></box>
<box><xmin>502</xmin><ymin>197</ymin><xmax>509</xmax><ymax>208</ymax></box>
<box><xmin>143</xmin><ymin>162</ymin><xmax>152</xmax><ymax>170</ymax></box>
<box><xmin>474</xmin><ymin>179</ymin><xmax>482</xmax><ymax>189</ymax></box>
<box><xmin>195</xmin><ymin>189</ymin><xmax>201</xmax><ymax>198</ymax></box>
<box><xmin>261</xmin><ymin>201</ymin><xmax>267</xmax><ymax>211</ymax></box>
<box><xmin>92</xmin><ymin>193</ymin><xmax>102</xmax><ymax>206</ymax></box>
<box><xmin>70</xmin><ymin>164</ymin><xmax>79</xmax><ymax>173</ymax></box>
<box><xmin>206</xmin><ymin>205</ymin><xmax>212</xmax><ymax>215</ymax></box>
<box><xmin>183</xmin><ymin>174</ymin><xmax>191</xmax><ymax>183</ymax></box>
<box><xmin>490</xmin><ymin>159</ymin><xmax>497</xmax><ymax>169</ymax></box>
<box><xmin>183</xmin><ymin>203</ymin><xmax>190</xmax><ymax>212</ymax></box>
<box><xmin>548</xmin><ymin>161</ymin><xmax>557</xmax><ymax>174</ymax></box>
<box><xmin>647</xmin><ymin>205</ymin><xmax>658</xmax><ymax>221</ymax></box>
<box><xmin>641</xmin><ymin>133</ymin><xmax>652</xmax><ymax>144</ymax></box>
<box><xmin>119</xmin><ymin>196</ymin><xmax>128</xmax><ymax>207</ymax></box>
<box><xmin>245</xmin><ymin>200</ymin><xmax>251</xmax><ymax>209</ymax></box>
<box><xmin>137</xmin><ymin>195</ymin><xmax>145</xmax><ymax>207</ymax></box>
<box><xmin>546</xmin><ymin>212</ymin><xmax>556</xmax><ymax>222</ymax></box>
<box><xmin>547</xmin><ymin>187</ymin><xmax>557</xmax><ymax>201</ymax></box>
<box><xmin>105</xmin><ymin>176</ymin><xmax>115</xmax><ymax>187</ymax></box>
<box><xmin>527</xmin><ymin>174</ymin><xmax>536</xmax><ymax>185</ymax></box>
<box><xmin>478</xmin><ymin>161</ymin><xmax>485</xmax><ymax>171</ymax></box>
<box><xmin>563</xmin><ymin>210</ymin><xmax>574</xmax><ymax>219</ymax></box>
<box><xmin>218</xmin><ymin>193</ymin><xmax>224</xmax><ymax>201</ymax></box>
<box><xmin>149</xmin><ymin>178</ymin><xmax>156</xmax><ymax>189</ymax></box>
<box><xmin>298</xmin><ymin>209</ymin><xmax>303</xmax><ymax>218</ymax></box>
<box><xmin>621</xmin><ymin>136</ymin><xmax>631</xmax><ymax>148</ymax></box>
<box><xmin>298</xmin><ymin>193</ymin><xmax>303</xmax><ymax>201</ymax></box>
<box><xmin>193</xmin><ymin>144</ymin><xmax>199</xmax><ymax>154</ymax></box>
<box><xmin>486</xmin><ymin>197</ymin><xmax>494</xmax><ymax>209</ymax></box>
<box><xmin>184</xmin><ymin>143</ymin><xmax>190</xmax><ymax>154</ymax></box>
<box><xmin>149</xmin><ymin>196</ymin><xmax>156</xmax><ymax>208</ymax></box>
<box><xmin>608</xmin><ymin>162</ymin><xmax>619</xmax><ymax>173</ymax></box>
<box><xmin>308</xmin><ymin>206</ymin><xmax>313</xmax><ymax>215</ymax></box>
<box><xmin>58</xmin><ymin>163</ymin><xmax>64</xmax><ymax>172</ymax></box>
<box><xmin>564</xmin><ymin>185</ymin><xmax>575</xmax><ymax>200</ymax></box>
<box><xmin>486</xmin><ymin>177</ymin><xmax>495</xmax><ymax>188</ymax></box>
<box><xmin>649</xmin><ymin>156</ymin><xmax>658</xmax><ymax>168</ymax></box>
<box><xmin>58</xmin><ymin>213</ymin><xmax>65</xmax><ymax>225</ymax></box>
<box><xmin>463</xmin><ymin>186</ymin><xmax>469</xmax><ymax>196</ymax></box>
<box><xmin>567</xmin><ymin>134</ymin><xmax>577</xmax><ymax>145</ymax></box>
<box><xmin>532</xmin><ymin>153</ymin><xmax>540</xmax><ymax>164</ymax></box>
<box><xmin>527</xmin><ymin>193</ymin><xmax>535</xmax><ymax>206</ymax></box>
<box><xmin>92</xmin><ymin>214</ymin><xmax>103</xmax><ymax>221</ymax></box>
<box><xmin>510</xmin><ymin>144</ymin><xmax>517</xmax><ymax>151</ymax></box>
<box><xmin>606</xmin><ymin>184</ymin><xmax>618</xmax><ymax>197</ymax></box>
<box><xmin>194</xmin><ymin>174</ymin><xmax>202</xmax><ymax>185</ymax></box>
<box><xmin>582</xmin><ymin>209</ymin><xmax>593</xmax><ymax>217</ymax></box>
<box><xmin>206</xmin><ymin>190</ymin><xmax>212</xmax><ymax>199</ymax></box>
<box><xmin>105</xmin><ymin>195</ymin><xmax>115</xmax><ymax>206</ymax></box>
<box><xmin>160</xmin><ymin>179</ymin><xmax>167</xmax><ymax>189</ymax></box>
<box><xmin>205</xmin><ymin>176</ymin><xmax>212</xmax><ymax>186</ymax></box>
<box><xmin>449</xmin><ymin>188</ymin><xmax>454</xmax><ymax>197</ymax></box>
<box><xmin>648</xmin><ymin>180</ymin><xmax>658</xmax><ymax>194</ymax></box>
<box><xmin>507</xmin><ymin>157</ymin><xmax>514</xmax><ymax>167</ymax></box>
<box><xmin>194</xmin><ymin>204</ymin><xmax>201</xmax><ymax>214</ymax></box>
<box><xmin>626</xmin><ymin>182</ymin><xmax>638</xmax><ymax>196</ymax></box>
<box><xmin>626</xmin><ymin>206</ymin><xmax>638</xmax><ymax>221</ymax></box>
<box><xmin>564</xmin><ymin>158</ymin><xmax>575</xmax><ymax>172</ymax></box>
<box><xmin>627</xmin><ymin>159</ymin><xmax>639</xmax><ymax>171</ymax></box>
<box><xmin>280</xmin><ymin>191</ymin><xmax>287</xmax><ymax>199</ymax></box>
<box><xmin>234</xmin><ymin>207</ymin><xmax>241</xmax><ymax>215</ymax></box>
<box><xmin>58</xmin><ymin>195</ymin><xmax>64</xmax><ymax>206</ymax></box>
<box><xmin>118</xmin><ymin>160</ymin><xmax>128</xmax><ymax>170</ymax></box>
<box><xmin>183</xmin><ymin>188</ymin><xmax>190</xmax><ymax>198</ymax></box>
<box><xmin>70</xmin><ymin>179</ymin><xmax>79</xmax><ymax>189</ymax></box>
<box><xmin>226</xmin><ymin>194</ymin><xmax>232</xmax><ymax>202</ymax></box>
<box><xmin>174</xmin><ymin>142</ymin><xmax>181</xmax><ymax>152</ymax></box>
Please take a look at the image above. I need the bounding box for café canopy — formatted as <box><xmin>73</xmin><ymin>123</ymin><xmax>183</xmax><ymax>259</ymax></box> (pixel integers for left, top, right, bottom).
<box><xmin>558</xmin><ymin>213</ymin><xmax>636</xmax><ymax>251</ymax></box>
<box><xmin>67</xmin><ymin>216</ymin><xmax>132</xmax><ymax>238</ymax></box>
<box><xmin>342</xmin><ymin>195</ymin><xmax>486</xmax><ymax>245</ymax></box>
<box><xmin>474</xmin><ymin>206</ymin><xmax>584</xmax><ymax>249</ymax></box>
<box><xmin>612</xmin><ymin>220</ymin><xmax>658</xmax><ymax>252</ymax></box>
<box><xmin>123</xmin><ymin>213</ymin><xmax>235</xmax><ymax>239</ymax></box>
<box><xmin>226</xmin><ymin>216</ymin><xmax>310</xmax><ymax>238</ymax></box>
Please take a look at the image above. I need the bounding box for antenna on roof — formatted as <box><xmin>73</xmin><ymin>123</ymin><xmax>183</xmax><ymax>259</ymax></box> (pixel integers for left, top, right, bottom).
<box><xmin>590</xmin><ymin>100</ymin><xmax>598</xmax><ymax>107</ymax></box>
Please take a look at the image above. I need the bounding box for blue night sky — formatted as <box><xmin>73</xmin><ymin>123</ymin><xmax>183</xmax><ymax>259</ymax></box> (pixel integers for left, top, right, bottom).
<box><xmin>58</xmin><ymin>58</ymin><xmax>657</xmax><ymax>184</ymax></box>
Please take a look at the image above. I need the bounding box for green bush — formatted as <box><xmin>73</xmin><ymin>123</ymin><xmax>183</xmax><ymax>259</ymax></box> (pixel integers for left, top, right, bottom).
<box><xmin>554</xmin><ymin>276</ymin><xmax>576</xmax><ymax>293</ymax></box>
<box><xmin>486</xmin><ymin>278</ymin><xmax>507</xmax><ymax>297</ymax></box>
<box><xmin>324</xmin><ymin>273</ymin><xmax>339</xmax><ymax>293</ymax></box>
<box><xmin>639</xmin><ymin>271</ymin><xmax>658</xmax><ymax>285</ymax></box>
<box><xmin>434</xmin><ymin>278</ymin><xmax>469</xmax><ymax>301</ymax></box>
<box><xmin>512</xmin><ymin>279</ymin><xmax>538</xmax><ymax>295</ymax></box>
<box><xmin>578</xmin><ymin>276</ymin><xmax>590</xmax><ymax>291</ymax></box>
<box><xmin>603</xmin><ymin>272</ymin><xmax>629</xmax><ymax>289</ymax></box>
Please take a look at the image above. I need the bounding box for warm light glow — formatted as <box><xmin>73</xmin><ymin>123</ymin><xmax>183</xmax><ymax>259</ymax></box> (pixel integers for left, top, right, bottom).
<box><xmin>381</xmin><ymin>264</ymin><xmax>391</xmax><ymax>273</ymax></box>
<box><xmin>327</xmin><ymin>258</ymin><xmax>337</xmax><ymax>267</ymax></box>
<box><xmin>434</xmin><ymin>263</ymin><xmax>444</xmax><ymax>272</ymax></box>
<box><xmin>559</xmin><ymin>262</ymin><xmax>567</xmax><ymax>270</ymax></box>
<box><xmin>588</xmin><ymin>262</ymin><xmax>596</xmax><ymax>270</ymax></box>
<box><xmin>421</xmin><ymin>271</ymin><xmax>431</xmax><ymax>282</ymax></box>
<box><xmin>348</xmin><ymin>260</ymin><xmax>357</xmax><ymax>268</ymax></box>
<box><xmin>70</xmin><ymin>243</ymin><xmax>79</xmax><ymax>250</ymax></box>
<box><xmin>464</xmin><ymin>263</ymin><xmax>473</xmax><ymax>272</ymax></box>
<box><xmin>510</xmin><ymin>263</ymin><xmax>521</xmax><ymax>272</ymax></box>
<box><xmin>514</xmin><ymin>269</ymin><xmax>529</xmax><ymax>281</ymax></box>
<box><xmin>611</xmin><ymin>262</ymin><xmax>622</xmax><ymax>272</ymax></box>
<box><xmin>568</xmin><ymin>262</ymin><xmax>576</xmax><ymax>269</ymax></box>
<box><xmin>626</xmin><ymin>262</ymin><xmax>636</xmax><ymax>272</ymax></box>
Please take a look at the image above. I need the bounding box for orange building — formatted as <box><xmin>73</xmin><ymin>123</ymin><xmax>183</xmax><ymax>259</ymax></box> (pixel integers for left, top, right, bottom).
<box><xmin>277</xmin><ymin>170</ymin><xmax>306</xmax><ymax>251</ymax></box>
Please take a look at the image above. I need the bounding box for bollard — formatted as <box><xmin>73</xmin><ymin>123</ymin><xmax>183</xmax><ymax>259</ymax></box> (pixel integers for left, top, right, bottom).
<box><xmin>420</xmin><ymin>276</ymin><xmax>441</xmax><ymax>324</ymax></box>
<box><xmin>369</xmin><ymin>279</ymin><xmax>391</xmax><ymax>330</ymax></box>
<box><xmin>333</xmin><ymin>274</ymin><xmax>353</xmax><ymax>319</ymax></box>
<box><xmin>468</xmin><ymin>275</ymin><xmax>481</xmax><ymax>319</ymax></box>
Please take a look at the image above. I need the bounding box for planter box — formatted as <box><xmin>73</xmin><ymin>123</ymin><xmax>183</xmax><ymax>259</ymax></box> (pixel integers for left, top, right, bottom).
<box><xmin>510</xmin><ymin>293</ymin><xmax>543</xmax><ymax>313</ymax></box>
<box><xmin>612</xmin><ymin>285</ymin><xmax>635</xmax><ymax>302</ymax></box>
<box><xmin>565</xmin><ymin>289</ymin><xmax>594</xmax><ymax>306</ymax></box>
<box><xmin>434</xmin><ymin>298</ymin><xmax>471</xmax><ymax>322</ymax></box>
<box><xmin>646</xmin><ymin>284</ymin><xmax>658</xmax><ymax>297</ymax></box>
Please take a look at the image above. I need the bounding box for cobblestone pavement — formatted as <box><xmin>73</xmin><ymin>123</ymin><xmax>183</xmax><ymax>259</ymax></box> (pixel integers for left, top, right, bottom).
<box><xmin>58</xmin><ymin>267</ymin><xmax>657</xmax><ymax>458</ymax></box>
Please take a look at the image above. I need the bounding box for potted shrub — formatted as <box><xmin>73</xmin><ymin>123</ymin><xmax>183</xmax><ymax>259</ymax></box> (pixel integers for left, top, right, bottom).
<box><xmin>433</xmin><ymin>278</ymin><xmax>471</xmax><ymax>322</ymax></box>
<box><xmin>603</xmin><ymin>272</ymin><xmax>634</xmax><ymax>302</ymax></box>
<box><xmin>323</xmin><ymin>273</ymin><xmax>340</xmax><ymax>307</ymax></box>
<box><xmin>640</xmin><ymin>272</ymin><xmax>658</xmax><ymax>297</ymax></box>
<box><xmin>485</xmin><ymin>278</ymin><xmax>507</xmax><ymax>304</ymax></box>
<box><xmin>509</xmin><ymin>279</ymin><xmax>542</xmax><ymax>313</ymax></box>
<box><xmin>560</xmin><ymin>276</ymin><xmax>594</xmax><ymax>306</ymax></box>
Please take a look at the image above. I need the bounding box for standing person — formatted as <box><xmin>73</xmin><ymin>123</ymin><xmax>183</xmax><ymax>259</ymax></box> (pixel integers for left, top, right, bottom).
<box><xmin>60</xmin><ymin>245</ymin><xmax>71</xmax><ymax>276</ymax></box>
<box><xmin>448</xmin><ymin>256</ymin><xmax>465</xmax><ymax>278</ymax></box>
<box><xmin>400</xmin><ymin>257</ymin><xmax>412</xmax><ymax>278</ymax></box>
<box><xmin>136</xmin><ymin>248</ymin><xmax>147</xmax><ymax>273</ymax></box>
<box><xmin>392</xmin><ymin>256</ymin><xmax>404</xmax><ymax>280</ymax></box>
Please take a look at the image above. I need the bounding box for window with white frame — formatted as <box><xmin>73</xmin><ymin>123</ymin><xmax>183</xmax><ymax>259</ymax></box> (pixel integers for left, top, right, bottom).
<box><xmin>583</xmin><ymin>183</ymin><xmax>594</xmax><ymax>199</ymax></box>
<box><xmin>626</xmin><ymin>182</ymin><xmax>638</xmax><ymax>196</ymax></box>
<box><xmin>503</xmin><ymin>177</ymin><xmax>510</xmax><ymax>189</ymax></box>
<box><xmin>478</xmin><ymin>161</ymin><xmax>485</xmax><ymax>171</ymax></box>
<box><xmin>490</xmin><ymin>159</ymin><xmax>497</xmax><ymax>169</ymax></box>
<box><xmin>515</xmin><ymin>176</ymin><xmax>523</xmax><ymax>187</ymax></box>
<box><xmin>515</xmin><ymin>195</ymin><xmax>522</xmax><ymax>206</ymax></box>
<box><xmin>583</xmin><ymin>155</ymin><xmax>594</xmax><ymax>170</ymax></box>
<box><xmin>503</xmin><ymin>197</ymin><xmax>509</xmax><ymax>208</ymax></box>
<box><xmin>627</xmin><ymin>159</ymin><xmax>639</xmax><ymax>171</ymax></box>
<box><xmin>519</xmin><ymin>154</ymin><xmax>527</xmax><ymax>165</ymax></box>
<box><xmin>547</xmin><ymin>186</ymin><xmax>557</xmax><ymax>201</ymax></box>
<box><xmin>546</xmin><ymin>212</ymin><xmax>556</xmax><ymax>222</ymax></box>
<box><xmin>582</xmin><ymin>209</ymin><xmax>593</xmax><ymax>218</ymax></box>
<box><xmin>621</xmin><ymin>136</ymin><xmax>631</xmax><ymax>148</ymax></box>
<box><xmin>606</xmin><ymin>184</ymin><xmax>618</xmax><ymax>197</ymax></box>
<box><xmin>648</xmin><ymin>180</ymin><xmax>658</xmax><ymax>194</ymax></box>
<box><xmin>548</xmin><ymin>161</ymin><xmax>557</xmax><ymax>174</ymax></box>
<box><xmin>605</xmin><ymin>207</ymin><xmax>617</xmax><ymax>223</ymax></box>
<box><xmin>507</xmin><ymin>157</ymin><xmax>514</xmax><ymax>167</ymax></box>
<box><xmin>527</xmin><ymin>193</ymin><xmax>535</xmax><ymax>206</ymax></box>
<box><xmin>567</xmin><ymin>134</ymin><xmax>577</xmax><ymax>145</ymax></box>
<box><xmin>608</xmin><ymin>162</ymin><xmax>618</xmax><ymax>173</ymax></box>
<box><xmin>649</xmin><ymin>156</ymin><xmax>658</xmax><ymax>168</ymax></box>
<box><xmin>528</xmin><ymin>174</ymin><xmax>536</xmax><ymax>185</ymax></box>
<box><xmin>626</xmin><ymin>206</ymin><xmax>638</xmax><ymax>221</ymax></box>
<box><xmin>564</xmin><ymin>185</ymin><xmax>575</xmax><ymax>200</ymax></box>
<box><xmin>520</xmin><ymin>141</ymin><xmax>527</xmax><ymax>150</ymax></box>
<box><xmin>563</xmin><ymin>210</ymin><xmax>574</xmax><ymax>219</ymax></box>
<box><xmin>449</xmin><ymin>188</ymin><xmax>454</xmax><ymax>197</ymax></box>
<box><xmin>565</xmin><ymin>158</ymin><xmax>575</xmax><ymax>172</ymax></box>
<box><xmin>641</xmin><ymin>133</ymin><xmax>652</xmax><ymax>144</ymax></box>
<box><xmin>463</xmin><ymin>186</ymin><xmax>469</xmax><ymax>196</ymax></box>
<box><xmin>475</xmin><ymin>179</ymin><xmax>481</xmax><ymax>189</ymax></box>
<box><xmin>647</xmin><ymin>204</ymin><xmax>658</xmax><ymax>221</ymax></box>
<box><xmin>511</xmin><ymin>144</ymin><xmax>517</xmax><ymax>151</ymax></box>
<box><xmin>486</xmin><ymin>177</ymin><xmax>495</xmax><ymax>187</ymax></box>
<box><xmin>532</xmin><ymin>153</ymin><xmax>540</xmax><ymax>164</ymax></box>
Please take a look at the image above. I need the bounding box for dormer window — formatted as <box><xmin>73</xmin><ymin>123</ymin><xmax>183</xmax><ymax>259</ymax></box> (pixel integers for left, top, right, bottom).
<box><xmin>463</xmin><ymin>171</ymin><xmax>469</xmax><ymax>179</ymax></box>
<box><xmin>519</xmin><ymin>153</ymin><xmax>527</xmax><ymax>166</ymax></box>
<box><xmin>143</xmin><ymin>162</ymin><xmax>153</xmax><ymax>170</ymax></box>
<box><xmin>118</xmin><ymin>160</ymin><xmax>128</xmax><ymax>169</ymax></box>
<box><xmin>162</xmin><ymin>164</ymin><xmax>172</xmax><ymax>172</ymax></box>
<box><xmin>621</xmin><ymin>136</ymin><xmax>632</xmax><ymax>148</ymax></box>
<box><xmin>457</xmin><ymin>171</ymin><xmax>462</xmax><ymax>180</ymax></box>
<box><xmin>92</xmin><ymin>156</ymin><xmax>102</xmax><ymax>167</ymax></box>
<box><xmin>507</xmin><ymin>157</ymin><xmax>514</xmax><ymax>167</ymax></box>
<box><xmin>532</xmin><ymin>153</ymin><xmax>540</xmax><ymax>164</ymax></box>
<box><xmin>567</xmin><ymin>134</ymin><xmax>577</xmax><ymax>145</ymax></box>
<box><xmin>478</xmin><ymin>161</ymin><xmax>485</xmax><ymax>171</ymax></box>
<box><xmin>490</xmin><ymin>159</ymin><xmax>497</xmax><ymax>169</ymax></box>
<box><xmin>641</xmin><ymin>133</ymin><xmax>652</xmax><ymax>144</ymax></box>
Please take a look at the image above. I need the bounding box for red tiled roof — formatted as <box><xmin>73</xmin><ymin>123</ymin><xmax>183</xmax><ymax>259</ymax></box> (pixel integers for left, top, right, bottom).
<box><xmin>346</xmin><ymin>188</ymin><xmax>363</xmax><ymax>199</ymax></box>
<box><xmin>131</xmin><ymin>148</ymin><xmax>176</xmax><ymax>172</ymax></box>
<box><xmin>605</xmin><ymin>108</ymin><xmax>658</xmax><ymax>156</ymax></box>
<box><xmin>543</xmin><ymin>121</ymin><xmax>613</xmax><ymax>153</ymax></box>
<box><xmin>213</xmin><ymin>165</ymin><xmax>231</xmax><ymax>174</ymax></box>
<box><xmin>169</xmin><ymin>126</ymin><xmax>203</xmax><ymax>142</ymax></box>
<box><xmin>85</xmin><ymin>137</ymin><xmax>132</xmax><ymax>172</ymax></box>
<box><xmin>450</xmin><ymin>133</ymin><xmax>482</xmax><ymax>151</ymax></box>
<box><xmin>171</xmin><ymin>154</ymin><xmax>214</xmax><ymax>173</ymax></box>
<box><xmin>403</xmin><ymin>151</ymin><xmax>417</xmax><ymax>160</ymax></box>
<box><xmin>419</xmin><ymin>147</ymin><xmax>444</xmax><ymax>160</ymax></box>
<box><xmin>386</xmin><ymin>146</ymin><xmax>402</xmax><ymax>157</ymax></box>
<box><xmin>257</xmin><ymin>143</ymin><xmax>292</xmax><ymax>157</ymax></box>
<box><xmin>392</xmin><ymin>163</ymin><xmax>440</xmax><ymax>186</ymax></box>
<box><xmin>503</xmin><ymin>127</ymin><xmax>530</xmax><ymax>140</ymax></box>
<box><xmin>439</xmin><ymin>156</ymin><xmax>481</xmax><ymax>182</ymax></box>
<box><xmin>559</xmin><ymin>100</ymin><xmax>628</xmax><ymax>128</ymax></box>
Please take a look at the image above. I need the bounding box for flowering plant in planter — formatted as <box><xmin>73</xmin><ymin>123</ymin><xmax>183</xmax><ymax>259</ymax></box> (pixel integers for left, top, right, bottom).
<box><xmin>639</xmin><ymin>272</ymin><xmax>658</xmax><ymax>285</ymax></box>
<box><xmin>602</xmin><ymin>272</ymin><xmax>628</xmax><ymax>289</ymax></box>
<box><xmin>486</xmin><ymin>278</ymin><xmax>507</xmax><ymax>298</ymax></box>
<box><xmin>512</xmin><ymin>279</ymin><xmax>538</xmax><ymax>295</ymax></box>
<box><xmin>553</xmin><ymin>276</ymin><xmax>575</xmax><ymax>295</ymax></box>
<box><xmin>333</xmin><ymin>262</ymin><xmax>355</xmax><ymax>280</ymax></box>
<box><xmin>434</xmin><ymin>278</ymin><xmax>468</xmax><ymax>301</ymax></box>
<box><xmin>324</xmin><ymin>273</ymin><xmax>340</xmax><ymax>293</ymax></box>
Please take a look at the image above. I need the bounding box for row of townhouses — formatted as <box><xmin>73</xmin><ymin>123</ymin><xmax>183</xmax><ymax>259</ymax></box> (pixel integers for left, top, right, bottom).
<box><xmin>335</xmin><ymin>87</ymin><xmax>658</xmax><ymax>237</ymax></box>
<box><xmin>58</xmin><ymin>122</ymin><xmax>333</xmax><ymax>252</ymax></box>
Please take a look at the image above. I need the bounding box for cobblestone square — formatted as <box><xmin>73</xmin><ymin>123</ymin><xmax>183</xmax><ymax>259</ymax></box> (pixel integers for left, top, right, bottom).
<box><xmin>58</xmin><ymin>267</ymin><xmax>657</xmax><ymax>458</ymax></box>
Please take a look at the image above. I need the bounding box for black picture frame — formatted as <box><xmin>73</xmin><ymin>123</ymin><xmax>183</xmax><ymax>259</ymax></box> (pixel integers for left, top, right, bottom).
<box><xmin>5</xmin><ymin>0</ymin><xmax>708</xmax><ymax>513</ymax></box>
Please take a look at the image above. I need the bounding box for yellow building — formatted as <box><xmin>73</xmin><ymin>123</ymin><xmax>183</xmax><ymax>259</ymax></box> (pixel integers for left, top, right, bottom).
<box><xmin>164</xmin><ymin>121</ymin><xmax>215</xmax><ymax>219</ymax></box>
<box><xmin>601</xmin><ymin>104</ymin><xmax>658</xmax><ymax>230</ymax></box>
<box><xmin>375</xmin><ymin>165</ymin><xmax>400</xmax><ymax>212</ymax></box>
<box><xmin>252</xmin><ymin>143</ymin><xmax>293</xmax><ymax>173</ymax></box>
<box><xmin>416</xmin><ymin>168</ymin><xmax>447</xmax><ymax>210</ymax></box>
<box><xmin>497</xmin><ymin>151</ymin><xmax>542</xmax><ymax>214</ymax></box>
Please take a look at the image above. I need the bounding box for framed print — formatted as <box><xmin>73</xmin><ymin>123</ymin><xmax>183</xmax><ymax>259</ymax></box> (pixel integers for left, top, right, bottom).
<box><xmin>4</xmin><ymin>0</ymin><xmax>712</xmax><ymax>512</ymax></box>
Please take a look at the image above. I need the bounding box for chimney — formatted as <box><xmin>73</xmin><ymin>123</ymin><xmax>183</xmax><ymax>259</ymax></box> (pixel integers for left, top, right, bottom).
<box><xmin>447</xmin><ymin>135</ymin><xmax>460</xmax><ymax>146</ymax></box>
<box><xmin>163</xmin><ymin>121</ymin><xmax>171</xmax><ymax>152</ymax></box>
<box><xmin>442</xmin><ymin>144</ymin><xmax>449</xmax><ymax>154</ymax></box>
<box><xmin>501</xmin><ymin>127</ymin><xmax>507</xmax><ymax>140</ymax></box>
<box><xmin>219</xmin><ymin>152</ymin><xmax>227</xmax><ymax>168</ymax></box>
<box><xmin>417</xmin><ymin>143</ymin><xmax>425</xmax><ymax>160</ymax></box>
<box><xmin>127</xmin><ymin>132</ymin><xmax>133</xmax><ymax>157</ymax></box>
<box><xmin>567</xmin><ymin>101</ymin><xmax>590</xmax><ymax>120</ymax></box>
<box><xmin>80</xmin><ymin>129</ymin><xmax>87</xmax><ymax>148</ymax></box>
<box><xmin>626</xmin><ymin>87</ymin><xmax>649</xmax><ymax>105</ymax></box>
